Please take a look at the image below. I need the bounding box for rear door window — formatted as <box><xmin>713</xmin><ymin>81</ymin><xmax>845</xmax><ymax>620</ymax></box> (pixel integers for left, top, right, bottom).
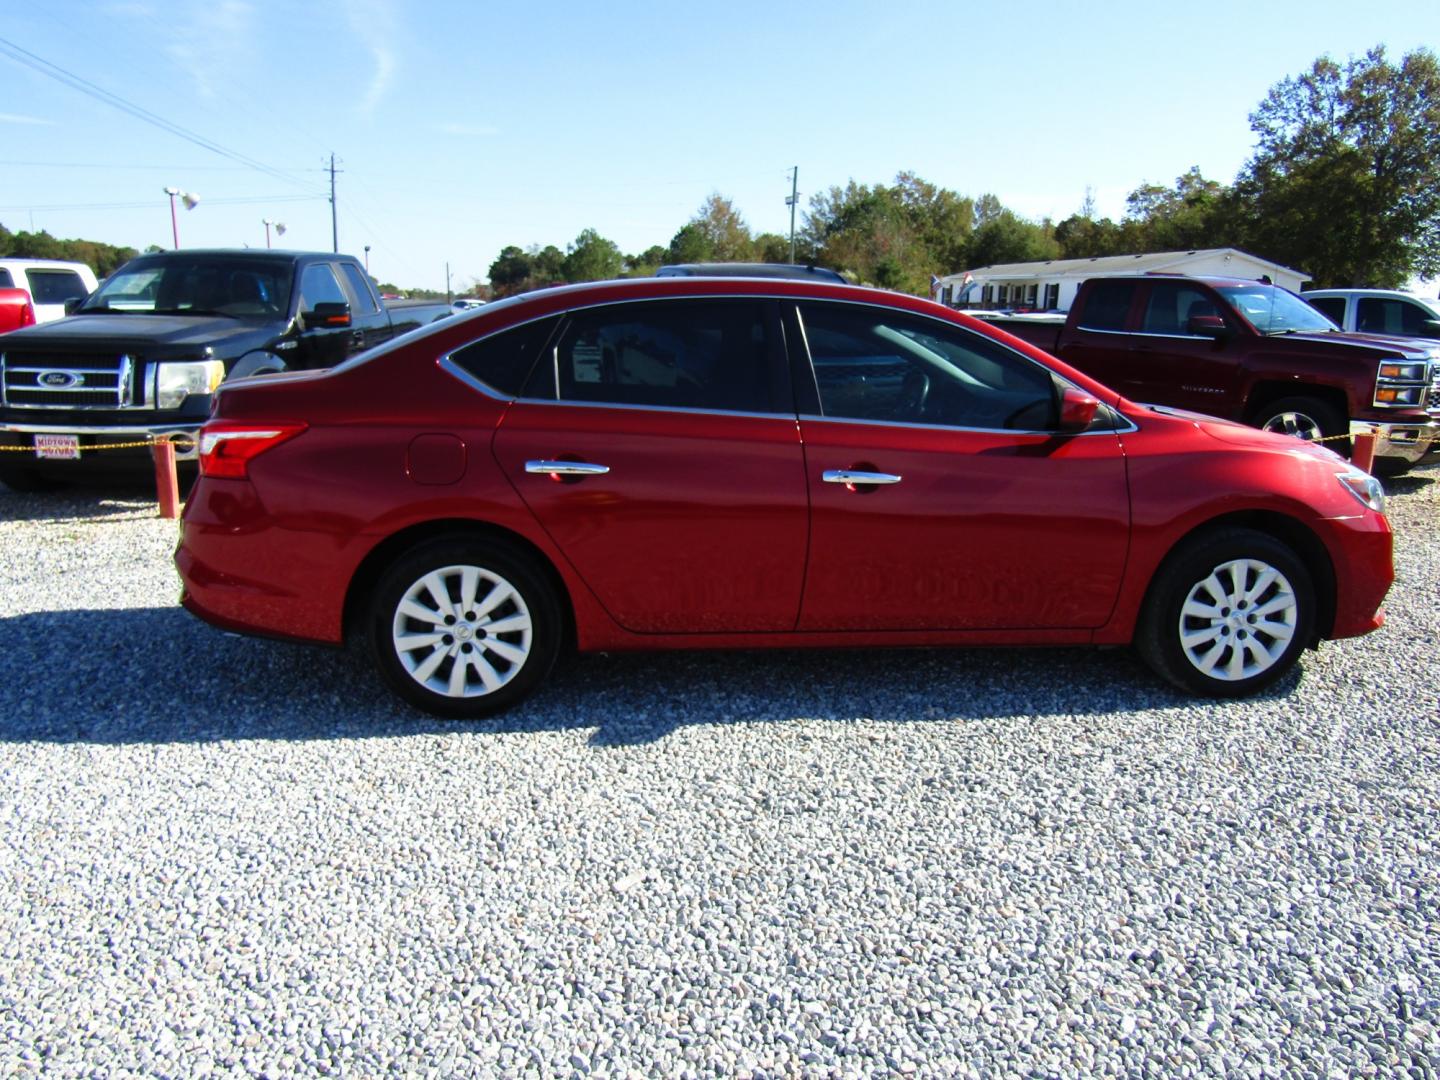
<box><xmin>544</xmin><ymin>300</ymin><xmax>782</xmax><ymax>413</ymax></box>
<box><xmin>339</xmin><ymin>263</ymin><xmax>380</xmax><ymax>315</ymax></box>
<box><xmin>0</xmin><ymin>269</ymin><xmax>13</xmax><ymax>288</ymax></box>
<box><xmin>1075</xmin><ymin>280</ymin><xmax>1137</xmax><ymax>331</ymax></box>
<box><xmin>25</xmin><ymin>269</ymin><xmax>89</xmax><ymax>305</ymax></box>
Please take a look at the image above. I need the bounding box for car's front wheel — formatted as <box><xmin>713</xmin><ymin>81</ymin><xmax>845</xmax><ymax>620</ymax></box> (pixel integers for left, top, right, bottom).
<box><xmin>369</xmin><ymin>537</ymin><xmax>561</xmax><ymax>718</ymax></box>
<box><xmin>1136</xmin><ymin>528</ymin><xmax>1316</xmax><ymax>697</ymax></box>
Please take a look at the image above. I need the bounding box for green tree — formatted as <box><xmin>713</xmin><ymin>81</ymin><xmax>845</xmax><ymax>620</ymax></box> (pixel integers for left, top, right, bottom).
<box><xmin>1236</xmin><ymin>46</ymin><xmax>1440</xmax><ymax>285</ymax></box>
<box><xmin>687</xmin><ymin>193</ymin><xmax>755</xmax><ymax>262</ymax></box>
<box><xmin>487</xmin><ymin>245</ymin><xmax>533</xmax><ymax>297</ymax></box>
<box><xmin>562</xmin><ymin>228</ymin><xmax>623</xmax><ymax>283</ymax></box>
<box><xmin>667</xmin><ymin>222</ymin><xmax>713</xmax><ymax>264</ymax></box>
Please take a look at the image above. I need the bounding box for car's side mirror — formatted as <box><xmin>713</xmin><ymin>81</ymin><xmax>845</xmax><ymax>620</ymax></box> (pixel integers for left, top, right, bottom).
<box><xmin>1188</xmin><ymin>314</ymin><xmax>1229</xmax><ymax>338</ymax></box>
<box><xmin>63</xmin><ymin>296</ymin><xmax>84</xmax><ymax>315</ymax></box>
<box><xmin>1057</xmin><ymin>386</ymin><xmax>1100</xmax><ymax>433</ymax></box>
<box><xmin>301</xmin><ymin>301</ymin><xmax>351</xmax><ymax>330</ymax></box>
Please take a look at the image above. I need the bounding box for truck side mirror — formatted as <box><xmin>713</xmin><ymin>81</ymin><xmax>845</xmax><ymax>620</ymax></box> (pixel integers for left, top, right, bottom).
<box><xmin>301</xmin><ymin>301</ymin><xmax>351</xmax><ymax>330</ymax></box>
<box><xmin>1188</xmin><ymin>314</ymin><xmax>1229</xmax><ymax>338</ymax></box>
<box><xmin>63</xmin><ymin>296</ymin><xmax>84</xmax><ymax>316</ymax></box>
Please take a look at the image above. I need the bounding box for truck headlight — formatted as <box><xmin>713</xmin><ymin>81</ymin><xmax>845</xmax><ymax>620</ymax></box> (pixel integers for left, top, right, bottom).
<box><xmin>1377</xmin><ymin>361</ymin><xmax>1427</xmax><ymax>380</ymax></box>
<box><xmin>1336</xmin><ymin>467</ymin><xmax>1386</xmax><ymax>515</ymax></box>
<box><xmin>156</xmin><ymin>360</ymin><xmax>225</xmax><ymax>409</ymax></box>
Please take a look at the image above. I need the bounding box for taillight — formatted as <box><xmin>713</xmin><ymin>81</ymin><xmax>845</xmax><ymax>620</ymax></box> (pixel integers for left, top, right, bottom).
<box><xmin>197</xmin><ymin>421</ymin><xmax>307</xmax><ymax>479</ymax></box>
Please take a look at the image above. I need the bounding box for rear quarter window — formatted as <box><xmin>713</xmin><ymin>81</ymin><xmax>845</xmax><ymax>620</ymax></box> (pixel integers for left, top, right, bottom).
<box><xmin>446</xmin><ymin>316</ymin><xmax>559</xmax><ymax>397</ymax></box>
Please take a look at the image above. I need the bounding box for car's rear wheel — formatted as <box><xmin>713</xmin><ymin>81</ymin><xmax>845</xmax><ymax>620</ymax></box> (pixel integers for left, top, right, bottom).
<box><xmin>1136</xmin><ymin>528</ymin><xmax>1315</xmax><ymax>697</ymax></box>
<box><xmin>369</xmin><ymin>538</ymin><xmax>561</xmax><ymax>718</ymax></box>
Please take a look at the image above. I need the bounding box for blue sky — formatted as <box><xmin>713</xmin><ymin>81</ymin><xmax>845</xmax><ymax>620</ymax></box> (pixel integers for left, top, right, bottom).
<box><xmin>3</xmin><ymin>1</ymin><xmax>1438</xmax><ymax>290</ymax></box>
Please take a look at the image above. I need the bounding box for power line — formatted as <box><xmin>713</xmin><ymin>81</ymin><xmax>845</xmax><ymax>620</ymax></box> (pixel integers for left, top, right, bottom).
<box><xmin>0</xmin><ymin>194</ymin><xmax>325</xmax><ymax>213</ymax></box>
<box><xmin>0</xmin><ymin>35</ymin><xmax>324</xmax><ymax>195</ymax></box>
<box><xmin>0</xmin><ymin>160</ymin><xmax>318</xmax><ymax>172</ymax></box>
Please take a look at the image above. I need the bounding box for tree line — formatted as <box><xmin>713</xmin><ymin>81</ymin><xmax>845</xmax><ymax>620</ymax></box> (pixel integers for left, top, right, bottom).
<box><xmin>487</xmin><ymin>45</ymin><xmax>1440</xmax><ymax>297</ymax></box>
<box><xmin>0</xmin><ymin>223</ymin><xmax>137</xmax><ymax>278</ymax></box>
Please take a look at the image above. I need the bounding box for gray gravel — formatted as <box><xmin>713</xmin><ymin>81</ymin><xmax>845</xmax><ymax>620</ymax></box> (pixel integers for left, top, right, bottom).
<box><xmin>1</xmin><ymin>468</ymin><xmax>1438</xmax><ymax>1079</ymax></box>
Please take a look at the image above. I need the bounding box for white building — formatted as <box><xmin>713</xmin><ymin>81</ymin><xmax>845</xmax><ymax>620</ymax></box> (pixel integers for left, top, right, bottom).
<box><xmin>936</xmin><ymin>248</ymin><xmax>1309</xmax><ymax>312</ymax></box>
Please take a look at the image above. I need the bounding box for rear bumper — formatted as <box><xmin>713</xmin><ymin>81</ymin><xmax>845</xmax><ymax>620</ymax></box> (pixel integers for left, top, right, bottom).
<box><xmin>1352</xmin><ymin>419</ymin><xmax>1440</xmax><ymax>464</ymax></box>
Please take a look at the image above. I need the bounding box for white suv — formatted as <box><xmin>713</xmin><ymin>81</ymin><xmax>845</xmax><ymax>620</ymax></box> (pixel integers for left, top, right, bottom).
<box><xmin>1302</xmin><ymin>288</ymin><xmax>1440</xmax><ymax>341</ymax></box>
<box><xmin>0</xmin><ymin>258</ymin><xmax>99</xmax><ymax>324</ymax></box>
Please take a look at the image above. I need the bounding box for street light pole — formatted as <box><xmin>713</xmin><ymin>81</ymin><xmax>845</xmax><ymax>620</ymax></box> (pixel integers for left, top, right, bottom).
<box><xmin>164</xmin><ymin>186</ymin><xmax>199</xmax><ymax>249</ymax></box>
<box><xmin>165</xmin><ymin>186</ymin><xmax>181</xmax><ymax>249</ymax></box>
<box><xmin>786</xmin><ymin>167</ymin><xmax>799</xmax><ymax>263</ymax></box>
<box><xmin>364</xmin><ymin>245</ymin><xmax>371</xmax><ymax>273</ymax></box>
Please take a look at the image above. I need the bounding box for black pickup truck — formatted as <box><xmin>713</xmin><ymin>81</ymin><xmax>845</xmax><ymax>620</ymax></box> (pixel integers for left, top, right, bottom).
<box><xmin>0</xmin><ymin>249</ymin><xmax>452</xmax><ymax>489</ymax></box>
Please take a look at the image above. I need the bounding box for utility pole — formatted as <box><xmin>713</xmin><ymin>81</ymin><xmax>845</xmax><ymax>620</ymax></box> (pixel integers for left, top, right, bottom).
<box><xmin>327</xmin><ymin>153</ymin><xmax>342</xmax><ymax>254</ymax></box>
<box><xmin>786</xmin><ymin>167</ymin><xmax>799</xmax><ymax>263</ymax></box>
<box><xmin>445</xmin><ymin>262</ymin><xmax>452</xmax><ymax>304</ymax></box>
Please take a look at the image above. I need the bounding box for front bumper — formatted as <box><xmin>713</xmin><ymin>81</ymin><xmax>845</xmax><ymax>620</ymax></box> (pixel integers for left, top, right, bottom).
<box><xmin>0</xmin><ymin>420</ymin><xmax>200</xmax><ymax>459</ymax></box>
<box><xmin>1351</xmin><ymin>418</ymin><xmax>1440</xmax><ymax>464</ymax></box>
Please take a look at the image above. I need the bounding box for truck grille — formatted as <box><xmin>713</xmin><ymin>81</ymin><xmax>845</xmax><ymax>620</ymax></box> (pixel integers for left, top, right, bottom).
<box><xmin>0</xmin><ymin>351</ymin><xmax>135</xmax><ymax>409</ymax></box>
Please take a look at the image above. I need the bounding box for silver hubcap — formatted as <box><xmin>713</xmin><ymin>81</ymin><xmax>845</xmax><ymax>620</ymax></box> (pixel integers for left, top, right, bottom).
<box><xmin>1178</xmin><ymin>558</ymin><xmax>1297</xmax><ymax>682</ymax></box>
<box><xmin>1261</xmin><ymin>411</ymin><xmax>1323</xmax><ymax>441</ymax></box>
<box><xmin>391</xmin><ymin>564</ymin><xmax>533</xmax><ymax>698</ymax></box>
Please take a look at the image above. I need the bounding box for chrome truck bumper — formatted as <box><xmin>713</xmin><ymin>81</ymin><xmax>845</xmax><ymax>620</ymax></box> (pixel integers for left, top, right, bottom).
<box><xmin>1351</xmin><ymin>419</ymin><xmax>1440</xmax><ymax>464</ymax></box>
<box><xmin>0</xmin><ymin>421</ymin><xmax>200</xmax><ymax>459</ymax></box>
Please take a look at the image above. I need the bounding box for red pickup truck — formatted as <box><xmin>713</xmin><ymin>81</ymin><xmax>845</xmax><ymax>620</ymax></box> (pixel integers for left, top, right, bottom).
<box><xmin>983</xmin><ymin>275</ymin><xmax>1440</xmax><ymax>471</ymax></box>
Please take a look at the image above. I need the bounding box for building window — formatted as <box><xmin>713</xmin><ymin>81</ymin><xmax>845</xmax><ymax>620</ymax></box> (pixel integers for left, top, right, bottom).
<box><xmin>1045</xmin><ymin>283</ymin><xmax>1060</xmax><ymax>310</ymax></box>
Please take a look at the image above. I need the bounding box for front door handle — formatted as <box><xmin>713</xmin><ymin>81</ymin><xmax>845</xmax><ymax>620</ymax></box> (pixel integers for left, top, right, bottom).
<box><xmin>526</xmin><ymin>460</ymin><xmax>610</xmax><ymax>476</ymax></box>
<box><xmin>823</xmin><ymin>469</ymin><xmax>901</xmax><ymax>486</ymax></box>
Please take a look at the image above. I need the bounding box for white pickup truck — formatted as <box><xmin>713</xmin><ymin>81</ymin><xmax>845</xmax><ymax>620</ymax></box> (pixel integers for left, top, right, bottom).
<box><xmin>0</xmin><ymin>258</ymin><xmax>98</xmax><ymax>324</ymax></box>
<box><xmin>1302</xmin><ymin>288</ymin><xmax>1440</xmax><ymax>342</ymax></box>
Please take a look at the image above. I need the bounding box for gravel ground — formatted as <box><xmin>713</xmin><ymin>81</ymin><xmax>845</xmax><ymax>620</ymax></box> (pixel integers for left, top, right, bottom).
<box><xmin>1</xmin><ymin>468</ymin><xmax>1437</xmax><ymax>1079</ymax></box>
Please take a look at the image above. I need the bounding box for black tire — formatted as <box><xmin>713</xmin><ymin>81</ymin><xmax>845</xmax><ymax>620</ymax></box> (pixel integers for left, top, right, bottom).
<box><xmin>368</xmin><ymin>537</ymin><xmax>561</xmax><ymax>719</ymax></box>
<box><xmin>1136</xmin><ymin>527</ymin><xmax>1315</xmax><ymax>698</ymax></box>
<box><xmin>0</xmin><ymin>462</ymin><xmax>61</xmax><ymax>493</ymax></box>
<box><xmin>1252</xmin><ymin>396</ymin><xmax>1347</xmax><ymax>454</ymax></box>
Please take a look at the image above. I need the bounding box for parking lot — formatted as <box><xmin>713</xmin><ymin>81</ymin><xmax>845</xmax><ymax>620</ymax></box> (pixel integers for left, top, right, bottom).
<box><xmin>1</xmin><ymin>469</ymin><xmax>1437</xmax><ymax>1077</ymax></box>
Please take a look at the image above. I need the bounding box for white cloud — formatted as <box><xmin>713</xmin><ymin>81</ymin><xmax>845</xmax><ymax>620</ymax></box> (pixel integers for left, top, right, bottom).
<box><xmin>163</xmin><ymin>1</ymin><xmax>257</xmax><ymax>98</ymax></box>
<box><xmin>343</xmin><ymin>0</ymin><xmax>399</xmax><ymax>114</ymax></box>
<box><xmin>0</xmin><ymin>113</ymin><xmax>53</xmax><ymax>126</ymax></box>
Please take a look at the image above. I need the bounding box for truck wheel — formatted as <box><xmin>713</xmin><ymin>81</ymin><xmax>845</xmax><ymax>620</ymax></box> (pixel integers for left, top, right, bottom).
<box><xmin>368</xmin><ymin>537</ymin><xmax>561</xmax><ymax>719</ymax></box>
<box><xmin>1253</xmin><ymin>396</ymin><xmax>1346</xmax><ymax>451</ymax></box>
<box><xmin>1136</xmin><ymin>527</ymin><xmax>1315</xmax><ymax>698</ymax></box>
<box><xmin>0</xmin><ymin>462</ymin><xmax>60</xmax><ymax>493</ymax></box>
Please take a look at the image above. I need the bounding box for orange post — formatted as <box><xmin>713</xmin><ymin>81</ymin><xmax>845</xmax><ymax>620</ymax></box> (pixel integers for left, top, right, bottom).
<box><xmin>153</xmin><ymin>438</ymin><xmax>180</xmax><ymax>519</ymax></box>
<box><xmin>1351</xmin><ymin>430</ymin><xmax>1377</xmax><ymax>474</ymax></box>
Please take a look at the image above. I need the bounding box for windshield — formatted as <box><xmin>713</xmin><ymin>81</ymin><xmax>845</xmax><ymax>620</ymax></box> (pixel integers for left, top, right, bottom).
<box><xmin>1216</xmin><ymin>284</ymin><xmax>1337</xmax><ymax>335</ymax></box>
<box><xmin>80</xmin><ymin>256</ymin><xmax>294</xmax><ymax>318</ymax></box>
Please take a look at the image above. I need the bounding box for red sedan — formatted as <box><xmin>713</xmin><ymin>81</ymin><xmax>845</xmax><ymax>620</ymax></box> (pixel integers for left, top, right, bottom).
<box><xmin>175</xmin><ymin>277</ymin><xmax>1393</xmax><ymax>717</ymax></box>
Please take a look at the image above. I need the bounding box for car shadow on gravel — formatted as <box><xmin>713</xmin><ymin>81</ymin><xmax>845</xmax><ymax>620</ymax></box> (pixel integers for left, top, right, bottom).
<box><xmin>0</xmin><ymin>606</ymin><xmax>1303</xmax><ymax>746</ymax></box>
<box><xmin>0</xmin><ymin>489</ymin><xmax>164</xmax><ymax>524</ymax></box>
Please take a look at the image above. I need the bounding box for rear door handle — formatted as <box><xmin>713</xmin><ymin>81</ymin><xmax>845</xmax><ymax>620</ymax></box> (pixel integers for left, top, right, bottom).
<box><xmin>822</xmin><ymin>469</ymin><xmax>901</xmax><ymax>485</ymax></box>
<box><xmin>525</xmin><ymin>460</ymin><xmax>610</xmax><ymax>476</ymax></box>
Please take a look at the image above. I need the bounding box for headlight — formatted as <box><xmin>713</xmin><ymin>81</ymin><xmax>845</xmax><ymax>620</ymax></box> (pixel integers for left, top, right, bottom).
<box><xmin>1336</xmin><ymin>467</ymin><xmax>1386</xmax><ymax>515</ymax></box>
<box><xmin>1377</xmin><ymin>361</ymin><xmax>1427</xmax><ymax>380</ymax></box>
<box><xmin>156</xmin><ymin>360</ymin><xmax>225</xmax><ymax>409</ymax></box>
